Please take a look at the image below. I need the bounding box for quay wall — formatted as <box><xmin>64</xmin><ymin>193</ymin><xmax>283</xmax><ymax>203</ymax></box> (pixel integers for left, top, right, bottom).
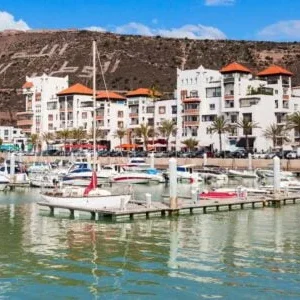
<box><xmin>6</xmin><ymin>155</ymin><xmax>300</xmax><ymax>171</ymax></box>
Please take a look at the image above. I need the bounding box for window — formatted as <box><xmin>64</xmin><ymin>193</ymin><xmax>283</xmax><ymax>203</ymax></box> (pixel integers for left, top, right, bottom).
<box><xmin>47</xmin><ymin>102</ymin><xmax>57</xmax><ymax>110</ymax></box>
<box><xmin>206</xmin><ymin>87</ymin><xmax>221</xmax><ymax>98</ymax></box>
<box><xmin>202</xmin><ymin>115</ymin><xmax>216</xmax><ymax>122</ymax></box>
<box><xmin>146</xmin><ymin>106</ymin><xmax>154</xmax><ymax>114</ymax></box>
<box><xmin>172</xmin><ymin>106</ymin><xmax>177</xmax><ymax>114</ymax></box>
<box><xmin>48</xmin><ymin>114</ymin><xmax>53</xmax><ymax>121</ymax></box>
<box><xmin>275</xmin><ymin>100</ymin><xmax>278</xmax><ymax>108</ymax></box>
<box><xmin>118</xmin><ymin>121</ymin><xmax>124</xmax><ymax>128</ymax></box>
<box><xmin>13</xmin><ymin>130</ymin><xmax>17</xmax><ymax>134</ymax></box>
<box><xmin>209</xmin><ymin>104</ymin><xmax>215</xmax><ymax>110</ymax></box>
<box><xmin>4</xmin><ymin>129</ymin><xmax>8</xmax><ymax>136</ymax></box>
<box><xmin>36</xmin><ymin>116</ymin><xmax>41</xmax><ymax>124</ymax></box>
<box><xmin>190</xmin><ymin>90</ymin><xmax>198</xmax><ymax>98</ymax></box>
<box><xmin>82</xmin><ymin>112</ymin><xmax>87</xmax><ymax>119</ymax></box>
<box><xmin>118</xmin><ymin>111</ymin><xmax>124</xmax><ymax>118</ymax></box>
<box><xmin>36</xmin><ymin>105</ymin><xmax>41</xmax><ymax>113</ymax></box>
<box><xmin>48</xmin><ymin>123</ymin><xmax>53</xmax><ymax>130</ymax></box>
<box><xmin>294</xmin><ymin>104</ymin><xmax>298</xmax><ymax>111</ymax></box>
<box><xmin>159</xmin><ymin>106</ymin><xmax>166</xmax><ymax>114</ymax></box>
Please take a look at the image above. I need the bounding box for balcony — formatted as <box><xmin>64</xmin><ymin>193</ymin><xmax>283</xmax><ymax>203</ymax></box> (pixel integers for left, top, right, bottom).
<box><xmin>96</xmin><ymin>114</ymin><xmax>104</xmax><ymax>120</ymax></box>
<box><xmin>224</xmin><ymin>94</ymin><xmax>234</xmax><ymax>100</ymax></box>
<box><xmin>183</xmin><ymin>109</ymin><xmax>200</xmax><ymax>115</ymax></box>
<box><xmin>16</xmin><ymin>111</ymin><xmax>33</xmax><ymax>117</ymax></box>
<box><xmin>247</xmin><ymin>87</ymin><xmax>273</xmax><ymax>96</ymax></box>
<box><xmin>182</xmin><ymin>97</ymin><xmax>201</xmax><ymax>103</ymax></box>
<box><xmin>183</xmin><ymin>121</ymin><xmax>199</xmax><ymax>127</ymax></box>
<box><xmin>17</xmin><ymin>119</ymin><xmax>33</xmax><ymax>126</ymax></box>
<box><xmin>283</xmin><ymin>95</ymin><xmax>289</xmax><ymax>100</ymax></box>
<box><xmin>59</xmin><ymin>107</ymin><xmax>65</xmax><ymax>112</ymax></box>
<box><xmin>129</xmin><ymin>112</ymin><xmax>139</xmax><ymax>118</ymax></box>
<box><xmin>223</xmin><ymin>77</ymin><xmax>234</xmax><ymax>83</ymax></box>
<box><xmin>21</xmin><ymin>127</ymin><xmax>32</xmax><ymax>133</ymax></box>
<box><xmin>67</xmin><ymin>106</ymin><xmax>73</xmax><ymax>112</ymax></box>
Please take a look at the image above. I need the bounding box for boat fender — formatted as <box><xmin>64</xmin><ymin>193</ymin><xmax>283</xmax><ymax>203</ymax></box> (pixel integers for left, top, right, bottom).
<box><xmin>190</xmin><ymin>177</ymin><xmax>194</xmax><ymax>184</ymax></box>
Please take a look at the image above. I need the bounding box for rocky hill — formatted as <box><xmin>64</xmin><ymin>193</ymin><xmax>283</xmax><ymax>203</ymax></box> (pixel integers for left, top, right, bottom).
<box><xmin>1</xmin><ymin>29</ymin><xmax>300</xmax><ymax>123</ymax></box>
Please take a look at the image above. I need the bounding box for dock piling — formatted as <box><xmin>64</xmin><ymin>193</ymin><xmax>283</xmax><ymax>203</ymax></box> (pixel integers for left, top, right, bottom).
<box><xmin>169</xmin><ymin>158</ymin><xmax>178</xmax><ymax>209</ymax></box>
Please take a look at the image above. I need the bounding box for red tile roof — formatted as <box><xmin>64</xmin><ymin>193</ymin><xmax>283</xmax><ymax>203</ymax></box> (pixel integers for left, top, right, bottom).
<box><xmin>220</xmin><ymin>62</ymin><xmax>251</xmax><ymax>73</ymax></box>
<box><xmin>126</xmin><ymin>88</ymin><xmax>162</xmax><ymax>97</ymax></box>
<box><xmin>57</xmin><ymin>83</ymin><xmax>93</xmax><ymax>96</ymax></box>
<box><xmin>22</xmin><ymin>81</ymin><xmax>33</xmax><ymax>89</ymax></box>
<box><xmin>257</xmin><ymin>65</ymin><xmax>293</xmax><ymax>76</ymax></box>
<box><xmin>96</xmin><ymin>91</ymin><xmax>126</xmax><ymax>100</ymax></box>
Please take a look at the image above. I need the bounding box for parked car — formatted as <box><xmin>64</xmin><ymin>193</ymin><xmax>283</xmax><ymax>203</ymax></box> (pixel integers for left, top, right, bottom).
<box><xmin>232</xmin><ymin>149</ymin><xmax>248</xmax><ymax>158</ymax></box>
<box><xmin>286</xmin><ymin>151</ymin><xmax>298</xmax><ymax>159</ymax></box>
<box><xmin>215</xmin><ymin>150</ymin><xmax>233</xmax><ymax>158</ymax></box>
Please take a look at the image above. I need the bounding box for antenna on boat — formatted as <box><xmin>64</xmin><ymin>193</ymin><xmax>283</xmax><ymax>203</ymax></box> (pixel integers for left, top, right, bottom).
<box><xmin>93</xmin><ymin>40</ymin><xmax>97</xmax><ymax>170</ymax></box>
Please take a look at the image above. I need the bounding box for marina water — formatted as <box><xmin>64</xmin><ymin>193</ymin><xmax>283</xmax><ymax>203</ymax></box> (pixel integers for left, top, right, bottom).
<box><xmin>0</xmin><ymin>182</ymin><xmax>300</xmax><ymax>299</ymax></box>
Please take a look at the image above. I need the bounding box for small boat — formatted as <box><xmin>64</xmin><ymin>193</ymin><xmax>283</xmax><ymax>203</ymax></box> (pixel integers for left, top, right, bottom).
<box><xmin>228</xmin><ymin>169</ymin><xmax>258</xmax><ymax>179</ymax></box>
<box><xmin>199</xmin><ymin>191</ymin><xmax>237</xmax><ymax>199</ymax></box>
<box><xmin>0</xmin><ymin>160</ymin><xmax>29</xmax><ymax>185</ymax></box>
<box><xmin>41</xmin><ymin>171</ymin><xmax>131</xmax><ymax>209</ymax></box>
<box><xmin>256</xmin><ymin>168</ymin><xmax>295</xmax><ymax>179</ymax></box>
<box><xmin>176</xmin><ymin>165</ymin><xmax>203</xmax><ymax>182</ymax></box>
<box><xmin>195</xmin><ymin>167</ymin><xmax>228</xmax><ymax>181</ymax></box>
<box><xmin>30</xmin><ymin>173</ymin><xmax>59</xmax><ymax>188</ymax></box>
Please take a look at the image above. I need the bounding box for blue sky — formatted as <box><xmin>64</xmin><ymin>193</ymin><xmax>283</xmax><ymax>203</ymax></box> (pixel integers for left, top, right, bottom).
<box><xmin>1</xmin><ymin>0</ymin><xmax>300</xmax><ymax>41</ymax></box>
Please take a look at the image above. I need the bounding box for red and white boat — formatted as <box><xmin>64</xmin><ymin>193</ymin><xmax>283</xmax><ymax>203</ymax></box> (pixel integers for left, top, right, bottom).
<box><xmin>199</xmin><ymin>191</ymin><xmax>237</xmax><ymax>199</ymax></box>
<box><xmin>40</xmin><ymin>171</ymin><xmax>131</xmax><ymax>209</ymax></box>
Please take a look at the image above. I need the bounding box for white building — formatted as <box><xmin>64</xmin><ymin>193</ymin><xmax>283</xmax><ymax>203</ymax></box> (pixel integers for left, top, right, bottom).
<box><xmin>177</xmin><ymin>62</ymin><xmax>299</xmax><ymax>152</ymax></box>
<box><xmin>126</xmin><ymin>88</ymin><xmax>177</xmax><ymax>150</ymax></box>
<box><xmin>17</xmin><ymin>74</ymin><xmax>69</xmax><ymax>135</ymax></box>
<box><xmin>0</xmin><ymin>126</ymin><xmax>27</xmax><ymax>149</ymax></box>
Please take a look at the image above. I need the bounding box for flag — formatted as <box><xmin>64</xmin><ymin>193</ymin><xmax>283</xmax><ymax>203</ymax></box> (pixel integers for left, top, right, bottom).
<box><xmin>84</xmin><ymin>171</ymin><xmax>97</xmax><ymax>196</ymax></box>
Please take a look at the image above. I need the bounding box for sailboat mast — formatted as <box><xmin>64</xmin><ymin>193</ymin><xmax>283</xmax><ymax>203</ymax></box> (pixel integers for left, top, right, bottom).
<box><xmin>93</xmin><ymin>40</ymin><xmax>97</xmax><ymax>170</ymax></box>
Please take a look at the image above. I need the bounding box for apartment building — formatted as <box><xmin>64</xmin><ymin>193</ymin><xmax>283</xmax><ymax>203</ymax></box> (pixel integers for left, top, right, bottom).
<box><xmin>17</xmin><ymin>74</ymin><xmax>69</xmax><ymax>134</ymax></box>
<box><xmin>177</xmin><ymin>62</ymin><xmax>299</xmax><ymax>152</ymax></box>
<box><xmin>126</xmin><ymin>88</ymin><xmax>177</xmax><ymax>149</ymax></box>
<box><xmin>0</xmin><ymin>126</ymin><xmax>27</xmax><ymax>149</ymax></box>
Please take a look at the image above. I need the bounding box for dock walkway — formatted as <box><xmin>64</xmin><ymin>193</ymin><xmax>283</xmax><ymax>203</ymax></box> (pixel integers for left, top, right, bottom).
<box><xmin>37</xmin><ymin>193</ymin><xmax>300</xmax><ymax>221</ymax></box>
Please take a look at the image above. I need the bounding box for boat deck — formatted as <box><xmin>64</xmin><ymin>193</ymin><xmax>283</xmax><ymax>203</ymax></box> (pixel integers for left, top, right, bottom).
<box><xmin>37</xmin><ymin>192</ymin><xmax>300</xmax><ymax>221</ymax></box>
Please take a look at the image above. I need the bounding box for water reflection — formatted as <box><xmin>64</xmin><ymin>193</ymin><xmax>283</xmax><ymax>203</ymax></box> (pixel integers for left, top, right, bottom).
<box><xmin>0</xmin><ymin>187</ymin><xmax>300</xmax><ymax>298</ymax></box>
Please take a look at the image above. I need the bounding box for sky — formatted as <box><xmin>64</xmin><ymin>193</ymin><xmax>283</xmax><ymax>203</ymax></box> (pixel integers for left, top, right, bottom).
<box><xmin>1</xmin><ymin>0</ymin><xmax>300</xmax><ymax>41</ymax></box>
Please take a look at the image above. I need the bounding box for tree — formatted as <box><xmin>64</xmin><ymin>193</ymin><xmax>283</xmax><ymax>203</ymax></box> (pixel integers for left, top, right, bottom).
<box><xmin>56</xmin><ymin>129</ymin><xmax>71</xmax><ymax>154</ymax></box>
<box><xmin>263</xmin><ymin>123</ymin><xmax>290</xmax><ymax>148</ymax></box>
<box><xmin>89</xmin><ymin>127</ymin><xmax>106</xmax><ymax>141</ymax></box>
<box><xmin>114</xmin><ymin>128</ymin><xmax>127</xmax><ymax>147</ymax></box>
<box><xmin>71</xmin><ymin>127</ymin><xmax>86</xmax><ymax>144</ymax></box>
<box><xmin>134</xmin><ymin>123</ymin><xmax>154</xmax><ymax>151</ymax></box>
<box><xmin>29</xmin><ymin>133</ymin><xmax>39</xmax><ymax>153</ymax></box>
<box><xmin>41</xmin><ymin>132</ymin><xmax>53</xmax><ymax>151</ymax></box>
<box><xmin>182</xmin><ymin>138</ymin><xmax>198</xmax><ymax>153</ymax></box>
<box><xmin>209</xmin><ymin>116</ymin><xmax>231</xmax><ymax>151</ymax></box>
<box><xmin>158</xmin><ymin>119</ymin><xmax>177</xmax><ymax>151</ymax></box>
<box><xmin>287</xmin><ymin>112</ymin><xmax>300</xmax><ymax>143</ymax></box>
<box><xmin>235</xmin><ymin>118</ymin><xmax>259</xmax><ymax>151</ymax></box>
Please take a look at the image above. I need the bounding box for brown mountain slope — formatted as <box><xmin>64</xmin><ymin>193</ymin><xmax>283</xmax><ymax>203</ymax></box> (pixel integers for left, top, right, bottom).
<box><xmin>0</xmin><ymin>29</ymin><xmax>300</xmax><ymax>122</ymax></box>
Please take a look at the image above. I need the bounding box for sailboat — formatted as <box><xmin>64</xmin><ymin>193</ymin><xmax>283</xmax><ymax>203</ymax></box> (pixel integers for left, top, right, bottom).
<box><xmin>40</xmin><ymin>41</ymin><xmax>132</xmax><ymax>209</ymax></box>
<box><xmin>40</xmin><ymin>171</ymin><xmax>131</xmax><ymax>209</ymax></box>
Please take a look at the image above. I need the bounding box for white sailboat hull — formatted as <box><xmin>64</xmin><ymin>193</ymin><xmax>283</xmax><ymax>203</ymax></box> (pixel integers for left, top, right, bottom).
<box><xmin>41</xmin><ymin>192</ymin><xmax>131</xmax><ymax>209</ymax></box>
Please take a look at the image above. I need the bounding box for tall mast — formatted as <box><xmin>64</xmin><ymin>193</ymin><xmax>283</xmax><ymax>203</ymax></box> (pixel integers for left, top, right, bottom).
<box><xmin>93</xmin><ymin>40</ymin><xmax>97</xmax><ymax>169</ymax></box>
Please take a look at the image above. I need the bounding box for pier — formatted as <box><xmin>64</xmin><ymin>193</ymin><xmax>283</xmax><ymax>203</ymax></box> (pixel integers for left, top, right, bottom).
<box><xmin>37</xmin><ymin>194</ymin><xmax>300</xmax><ymax>221</ymax></box>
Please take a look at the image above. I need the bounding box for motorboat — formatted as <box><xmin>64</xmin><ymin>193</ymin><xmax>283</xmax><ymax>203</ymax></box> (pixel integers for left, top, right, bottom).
<box><xmin>214</xmin><ymin>187</ymin><xmax>270</xmax><ymax>195</ymax></box>
<box><xmin>176</xmin><ymin>165</ymin><xmax>203</xmax><ymax>182</ymax></box>
<box><xmin>40</xmin><ymin>171</ymin><xmax>131</xmax><ymax>209</ymax></box>
<box><xmin>195</xmin><ymin>167</ymin><xmax>228</xmax><ymax>181</ymax></box>
<box><xmin>228</xmin><ymin>169</ymin><xmax>258</xmax><ymax>179</ymax></box>
<box><xmin>256</xmin><ymin>168</ymin><xmax>295</xmax><ymax>179</ymax></box>
<box><xmin>199</xmin><ymin>191</ymin><xmax>237</xmax><ymax>199</ymax></box>
<box><xmin>111</xmin><ymin>168</ymin><xmax>165</xmax><ymax>184</ymax></box>
<box><xmin>27</xmin><ymin>162</ymin><xmax>52</xmax><ymax>175</ymax></box>
<box><xmin>30</xmin><ymin>173</ymin><xmax>59</xmax><ymax>188</ymax></box>
<box><xmin>0</xmin><ymin>160</ymin><xmax>29</xmax><ymax>186</ymax></box>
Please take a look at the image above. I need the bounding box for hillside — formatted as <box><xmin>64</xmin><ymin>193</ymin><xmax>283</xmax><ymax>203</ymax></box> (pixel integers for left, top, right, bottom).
<box><xmin>0</xmin><ymin>29</ymin><xmax>300</xmax><ymax>123</ymax></box>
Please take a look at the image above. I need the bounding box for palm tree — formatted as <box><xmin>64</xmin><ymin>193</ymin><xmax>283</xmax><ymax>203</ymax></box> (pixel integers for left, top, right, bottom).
<box><xmin>209</xmin><ymin>116</ymin><xmax>231</xmax><ymax>151</ymax></box>
<box><xmin>158</xmin><ymin>119</ymin><xmax>177</xmax><ymax>151</ymax></box>
<box><xmin>89</xmin><ymin>127</ymin><xmax>106</xmax><ymax>141</ymax></box>
<box><xmin>235</xmin><ymin>118</ymin><xmax>259</xmax><ymax>151</ymax></box>
<box><xmin>182</xmin><ymin>138</ymin><xmax>198</xmax><ymax>153</ymax></box>
<box><xmin>56</xmin><ymin>129</ymin><xmax>71</xmax><ymax>154</ymax></box>
<box><xmin>263</xmin><ymin>123</ymin><xmax>290</xmax><ymax>148</ymax></box>
<box><xmin>149</xmin><ymin>85</ymin><xmax>160</xmax><ymax>145</ymax></box>
<box><xmin>287</xmin><ymin>112</ymin><xmax>300</xmax><ymax>143</ymax></box>
<box><xmin>71</xmin><ymin>127</ymin><xmax>87</xmax><ymax>145</ymax></box>
<box><xmin>114</xmin><ymin>128</ymin><xmax>127</xmax><ymax>147</ymax></box>
<box><xmin>134</xmin><ymin>123</ymin><xmax>154</xmax><ymax>151</ymax></box>
<box><xmin>29</xmin><ymin>133</ymin><xmax>39</xmax><ymax>153</ymax></box>
<box><xmin>41</xmin><ymin>132</ymin><xmax>53</xmax><ymax>151</ymax></box>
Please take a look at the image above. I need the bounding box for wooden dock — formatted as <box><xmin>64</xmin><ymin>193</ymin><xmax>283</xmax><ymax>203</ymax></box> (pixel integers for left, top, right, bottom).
<box><xmin>37</xmin><ymin>193</ymin><xmax>300</xmax><ymax>221</ymax></box>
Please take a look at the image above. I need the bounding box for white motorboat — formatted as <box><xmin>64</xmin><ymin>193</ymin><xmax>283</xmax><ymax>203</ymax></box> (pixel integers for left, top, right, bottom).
<box><xmin>112</xmin><ymin>171</ymin><xmax>151</xmax><ymax>184</ymax></box>
<box><xmin>228</xmin><ymin>169</ymin><xmax>258</xmax><ymax>179</ymax></box>
<box><xmin>0</xmin><ymin>161</ymin><xmax>29</xmax><ymax>185</ymax></box>
<box><xmin>195</xmin><ymin>168</ymin><xmax>228</xmax><ymax>181</ymax></box>
<box><xmin>40</xmin><ymin>171</ymin><xmax>131</xmax><ymax>209</ymax></box>
<box><xmin>30</xmin><ymin>173</ymin><xmax>59</xmax><ymax>188</ymax></box>
<box><xmin>256</xmin><ymin>168</ymin><xmax>295</xmax><ymax>179</ymax></box>
<box><xmin>176</xmin><ymin>165</ymin><xmax>203</xmax><ymax>182</ymax></box>
<box><xmin>27</xmin><ymin>162</ymin><xmax>52</xmax><ymax>174</ymax></box>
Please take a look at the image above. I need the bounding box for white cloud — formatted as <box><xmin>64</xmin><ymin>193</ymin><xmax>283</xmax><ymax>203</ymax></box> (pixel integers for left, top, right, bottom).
<box><xmin>85</xmin><ymin>26</ymin><xmax>106</xmax><ymax>32</ymax></box>
<box><xmin>0</xmin><ymin>11</ymin><xmax>29</xmax><ymax>31</ymax></box>
<box><xmin>115</xmin><ymin>22</ymin><xmax>154</xmax><ymax>36</ymax></box>
<box><xmin>258</xmin><ymin>20</ymin><xmax>300</xmax><ymax>40</ymax></box>
<box><xmin>87</xmin><ymin>22</ymin><xmax>226</xmax><ymax>39</ymax></box>
<box><xmin>205</xmin><ymin>0</ymin><xmax>235</xmax><ymax>6</ymax></box>
<box><xmin>157</xmin><ymin>24</ymin><xmax>226</xmax><ymax>39</ymax></box>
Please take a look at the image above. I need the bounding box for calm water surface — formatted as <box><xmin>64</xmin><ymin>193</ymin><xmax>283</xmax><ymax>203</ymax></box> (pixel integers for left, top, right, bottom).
<box><xmin>0</xmin><ymin>182</ymin><xmax>300</xmax><ymax>299</ymax></box>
